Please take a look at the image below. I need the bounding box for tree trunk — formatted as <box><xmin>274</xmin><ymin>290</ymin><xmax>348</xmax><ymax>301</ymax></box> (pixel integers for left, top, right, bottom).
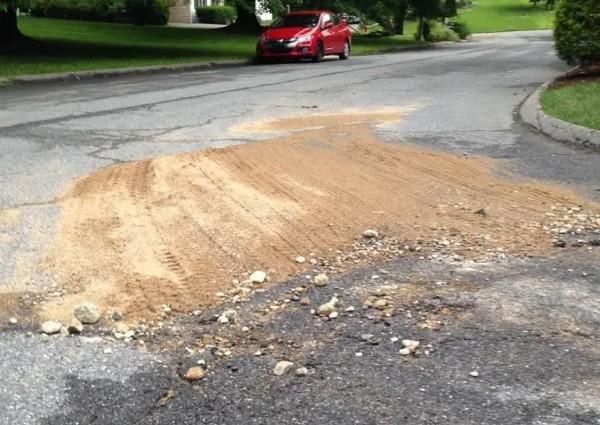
<box><xmin>418</xmin><ymin>15</ymin><xmax>424</xmax><ymax>40</ymax></box>
<box><xmin>227</xmin><ymin>0</ymin><xmax>262</xmax><ymax>34</ymax></box>
<box><xmin>393</xmin><ymin>2</ymin><xmax>408</xmax><ymax>35</ymax></box>
<box><xmin>0</xmin><ymin>6</ymin><xmax>23</xmax><ymax>46</ymax></box>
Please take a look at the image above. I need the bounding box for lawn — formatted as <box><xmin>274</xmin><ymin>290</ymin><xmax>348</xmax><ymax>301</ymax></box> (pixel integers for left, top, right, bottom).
<box><xmin>541</xmin><ymin>80</ymin><xmax>600</xmax><ymax>130</ymax></box>
<box><xmin>0</xmin><ymin>17</ymin><xmax>421</xmax><ymax>78</ymax></box>
<box><xmin>459</xmin><ymin>0</ymin><xmax>555</xmax><ymax>33</ymax></box>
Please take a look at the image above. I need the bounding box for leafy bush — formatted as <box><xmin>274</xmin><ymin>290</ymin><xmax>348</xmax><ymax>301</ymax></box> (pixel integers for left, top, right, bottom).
<box><xmin>554</xmin><ymin>0</ymin><xmax>600</xmax><ymax>66</ymax></box>
<box><xmin>196</xmin><ymin>5</ymin><xmax>236</xmax><ymax>24</ymax></box>
<box><xmin>417</xmin><ymin>19</ymin><xmax>459</xmax><ymax>42</ymax></box>
<box><xmin>448</xmin><ymin>18</ymin><xmax>471</xmax><ymax>39</ymax></box>
<box><xmin>30</xmin><ymin>0</ymin><xmax>127</xmax><ymax>21</ymax></box>
<box><xmin>125</xmin><ymin>0</ymin><xmax>169</xmax><ymax>25</ymax></box>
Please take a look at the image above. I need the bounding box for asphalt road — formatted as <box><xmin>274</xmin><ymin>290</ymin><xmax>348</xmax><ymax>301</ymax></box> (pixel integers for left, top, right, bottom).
<box><xmin>0</xmin><ymin>31</ymin><xmax>599</xmax><ymax>425</ymax></box>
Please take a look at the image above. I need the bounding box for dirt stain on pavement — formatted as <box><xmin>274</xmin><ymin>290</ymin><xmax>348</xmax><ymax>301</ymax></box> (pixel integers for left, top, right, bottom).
<box><xmin>38</xmin><ymin>109</ymin><xmax>599</xmax><ymax>321</ymax></box>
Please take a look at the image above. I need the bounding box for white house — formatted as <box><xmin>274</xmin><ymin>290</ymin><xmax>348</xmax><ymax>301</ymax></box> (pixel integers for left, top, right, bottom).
<box><xmin>169</xmin><ymin>0</ymin><xmax>223</xmax><ymax>24</ymax></box>
<box><xmin>169</xmin><ymin>0</ymin><xmax>271</xmax><ymax>24</ymax></box>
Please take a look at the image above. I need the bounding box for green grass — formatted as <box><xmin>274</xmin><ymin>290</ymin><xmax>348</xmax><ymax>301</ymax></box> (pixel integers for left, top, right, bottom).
<box><xmin>460</xmin><ymin>0</ymin><xmax>555</xmax><ymax>33</ymax></box>
<box><xmin>541</xmin><ymin>80</ymin><xmax>600</xmax><ymax>130</ymax></box>
<box><xmin>0</xmin><ymin>17</ymin><xmax>421</xmax><ymax>77</ymax></box>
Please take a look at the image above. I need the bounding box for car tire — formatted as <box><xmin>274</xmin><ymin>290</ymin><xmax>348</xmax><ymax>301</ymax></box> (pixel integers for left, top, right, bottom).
<box><xmin>339</xmin><ymin>41</ymin><xmax>350</xmax><ymax>60</ymax></box>
<box><xmin>312</xmin><ymin>42</ymin><xmax>324</xmax><ymax>63</ymax></box>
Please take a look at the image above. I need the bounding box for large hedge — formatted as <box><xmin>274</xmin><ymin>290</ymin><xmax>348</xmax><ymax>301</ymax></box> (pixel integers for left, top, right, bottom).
<box><xmin>554</xmin><ymin>0</ymin><xmax>600</xmax><ymax>65</ymax></box>
<box><xmin>30</xmin><ymin>0</ymin><xmax>128</xmax><ymax>22</ymax></box>
<box><xmin>196</xmin><ymin>5</ymin><xmax>236</xmax><ymax>24</ymax></box>
<box><xmin>125</xmin><ymin>0</ymin><xmax>169</xmax><ymax>25</ymax></box>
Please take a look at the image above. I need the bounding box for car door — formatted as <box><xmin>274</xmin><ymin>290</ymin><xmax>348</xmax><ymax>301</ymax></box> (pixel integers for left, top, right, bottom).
<box><xmin>320</xmin><ymin>13</ymin><xmax>336</xmax><ymax>54</ymax></box>
<box><xmin>331</xmin><ymin>14</ymin><xmax>345</xmax><ymax>52</ymax></box>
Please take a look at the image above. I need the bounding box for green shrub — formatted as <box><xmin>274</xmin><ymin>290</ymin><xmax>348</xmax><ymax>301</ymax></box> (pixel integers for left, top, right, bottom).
<box><xmin>29</xmin><ymin>0</ymin><xmax>127</xmax><ymax>22</ymax></box>
<box><xmin>554</xmin><ymin>0</ymin><xmax>600</xmax><ymax>66</ymax></box>
<box><xmin>125</xmin><ymin>0</ymin><xmax>169</xmax><ymax>25</ymax></box>
<box><xmin>417</xmin><ymin>19</ymin><xmax>459</xmax><ymax>42</ymax></box>
<box><xmin>448</xmin><ymin>18</ymin><xmax>471</xmax><ymax>39</ymax></box>
<box><xmin>195</xmin><ymin>5</ymin><xmax>236</xmax><ymax>24</ymax></box>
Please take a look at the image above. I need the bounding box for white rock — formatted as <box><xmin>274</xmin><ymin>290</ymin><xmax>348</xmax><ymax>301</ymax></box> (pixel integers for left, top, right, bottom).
<box><xmin>217</xmin><ymin>309</ymin><xmax>236</xmax><ymax>324</ymax></box>
<box><xmin>273</xmin><ymin>361</ymin><xmax>294</xmax><ymax>376</ymax></box>
<box><xmin>40</xmin><ymin>321</ymin><xmax>62</xmax><ymax>334</ymax></box>
<box><xmin>295</xmin><ymin>367</ymin><xmax>308</xmax><ymax>377</ymax></box>
<box><xmin>249</xmin><ymin>271</ymin><xmax>268</xmax><ymax>284</ymax></box>
<box><xmin>8</xmin><ymin>317</ymin><xmax>18</xmax><ymax>325</ymax></box>
<box><xmin>313</xmin><ymin>274</ymin><xmax>330</xmax><ymax>287</ymax></box>
<box><xmin>74</xmin><ymin>302</ymin><xmax>101</xmax><ymax>324</ymax></box>
<box><xmin>402</xmin><ymin>339</ymin><xmax>420</xmax><ymax>351</ymax></box>
<box><xmin>470</xmin><ymin>371</ymin><xmax>479</xmax><ymax>377</ymax></box>
<box><xmin>363</xmin><ymin>229</ymin><xmax>379</xmax><ymax>239</ymax></box>
<box><xmin>295</xmin><ymin>256</ymin><xmax>306</xmax><ymax>264</ymax></box>
<box><xmin>399</xmin><ymin>348</ymin><xmax>411</xmax><ymax>356</ymax></box>
<box><xmin>328</xmin><ymin>311</ymin><xmax>339</xmax><ymax>319</ymax></box>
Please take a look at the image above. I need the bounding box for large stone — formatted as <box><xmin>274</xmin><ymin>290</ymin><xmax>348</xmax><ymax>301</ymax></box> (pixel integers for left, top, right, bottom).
<box><xmin>363</xmin><ymin>229</ymin><xmax>379</xmax><ymax>239</ymax></box>
<box><xmin>318</xmin><ymin>296</ymin><xmax>339</xmax><ymax>317</ymax></box>
<box><xmin>313</xmin><ymin>274</ymin><xmax>330</xmax><ymax>287</ymax></box>
<box><xmin>273</xmin><ymin>361</ymin><xmax>294</xmax><ymax>376</ymax></box>
<box><xmin>184</xmin><ymin>367</ymin><xmax>205</xmax><ymax>381</ymax></box>
<box><xmin>74</xmin><ymin>302</ymin><xmax>101</xmax><ymax>324</ymax></box>
<box><xmin>249</xmin><ymin>271</ymin><xmax>267</xmax><ymax>284</ymax></box>
<box><xmin>40</xmin><ymin>321</ymin><xmax>62</xmax><ymax>335</ymax></box>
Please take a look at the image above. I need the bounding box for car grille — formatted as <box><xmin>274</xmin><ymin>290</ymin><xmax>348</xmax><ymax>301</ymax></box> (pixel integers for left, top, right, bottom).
<box><xmin>265</xmin><ymin>40</ymin><xmax>295</xmax><ymax>53</ymax></box>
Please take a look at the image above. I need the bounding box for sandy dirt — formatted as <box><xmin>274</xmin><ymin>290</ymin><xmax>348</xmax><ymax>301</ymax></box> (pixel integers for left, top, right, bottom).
<box><xmin>37</xmin><ymin>109</ymin><xmax>599</xmax><ymax>322</ymax></box>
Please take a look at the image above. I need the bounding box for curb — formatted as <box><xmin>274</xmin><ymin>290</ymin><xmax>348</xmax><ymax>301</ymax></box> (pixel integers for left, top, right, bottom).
<box><xmin>520</xmin><ymin>80</ymin><xmax>600</xmax><ymax>150</ymax></box>
<box><xmin>0</xmin><ymin>59</ymin><xmax>252</xmax><ymax>86</ymax></box>
<box><xmin>0</xmin><ymin>43</ymin><xmax>439</xmax><ymax>88</ymax></box>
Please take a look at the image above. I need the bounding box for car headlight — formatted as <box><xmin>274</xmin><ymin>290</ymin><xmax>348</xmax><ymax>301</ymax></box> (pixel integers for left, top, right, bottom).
<box><xmin>297</xmin><ymin>35</ymin><xmax>313</xmax><ymax>43</ymax></box>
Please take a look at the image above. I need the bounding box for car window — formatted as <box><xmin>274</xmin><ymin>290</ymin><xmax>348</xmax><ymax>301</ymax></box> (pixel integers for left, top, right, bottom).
<box><xmin>271</xmin><ymin>14</ymin><xmax>319</xmax><ymax>28</ymax></box>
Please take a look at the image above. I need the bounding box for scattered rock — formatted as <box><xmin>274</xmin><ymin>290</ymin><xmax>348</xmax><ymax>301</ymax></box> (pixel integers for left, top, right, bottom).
<box><xmin>474</xmin><ymin>208</ymin><xmax>487</xmax><ymax>216</ymax></box>
<box><xmin>249</xmin><ymin>271</ymin><xmax>268</xmax><ymax>284</ymax></box>
<box><xmin>317</xmin><ymin>296</ymin><xmax>339</xmax><ymax>316</ymax></box>
<box><xmin>111</xmin><ymin>310</ymin><xmax>123</xmax><ymax>321</ymax></box>
<box><xmin>402</xmin><ymin>339</ymin><xmax>420</xmax><ymax>350</ymax></box>
<box><xmin>313</xmin><ymin>273</ymin><xmax>329</xmax><ymax>287</ymax></box>
<box><xmin>40</xmin><ymin>334</ymin><xmax>50</xmax><ymax>342</ymax></box>
<box><xmin>399</xmin><ymin>348</ymin><xmax>411</xmax><ymax>356</ymax></box>
<box><xmin>470</xmin><ymin>371</ymin><xmax>479</xmax><ymax>377</ymax></box>
<box><xmin>295</xmin><ymin>256</ymin><xmax>306</xmax><ymax>264</ymax></box>
<box><xmin>363</xmin><ymin>229</ymin><xmax>379</xmax><ymax>239</ymax></box>
<box><xmin>299</xmin><ymin>297</ymin><xmax>311</xmax><ymax>306</ymax></box>
<box><xmin>8</xmin><ymin>317</ymin><xmax>18</xmax><ymax>325</ymax></box>
<box><xmin>40</xmin><ymin>321</ymin><xmax>62</xmax><ymax>335</ymax></box>
<box><xmin>67</xmin><ymin>318</ymin><xmax>83</xmax><ymax>334</ymax></box>
<box><xmin>74</xmin><ymin>302</ymin><xmax>101</xmax><ymax>324</ymax></box>
<box><xmin>328</xmin><ymin>311</ymin><xmax>339</xmax><ymax>319</ymax></box>
<box><xmin>217</xmin><ymin>309</ymin><xmax>236</xmax><ymax>324</ymax></box>
<box><xmin>157</xmin><ymin>389</ymin><xmax>176</xmax><ymax>407</ymax></box>
<box><xmin>184</xmin><ymin>367</ymin><xmax>205</xmax><ymax>382</ymax></box>
<box><xmin>273</xmin><ymin>361</ymin><xmax>294</xmax><ymax>376</ymax></box>
<box><xmin>372</xmin><ymin>299</ymin><xmax>389</xmax><ymax>310</ymax></box>
<box><xmin>295</xmin><ymin>367</ymin><xmax>308</xmax><ymax>377</ymax></box>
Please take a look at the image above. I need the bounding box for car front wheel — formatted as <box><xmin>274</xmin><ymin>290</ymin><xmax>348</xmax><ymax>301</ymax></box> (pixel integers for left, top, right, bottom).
<box><xmin>339</xmin><ymin>41</ymin><xmax>350</xmax><ymax>60</ymax></box>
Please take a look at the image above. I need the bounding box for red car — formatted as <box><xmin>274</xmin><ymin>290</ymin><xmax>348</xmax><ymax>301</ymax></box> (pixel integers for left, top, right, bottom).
<box><xmin>256</xmin><ymin>10</ymin><xmax>352</xmax><ymax>63</ymax></box>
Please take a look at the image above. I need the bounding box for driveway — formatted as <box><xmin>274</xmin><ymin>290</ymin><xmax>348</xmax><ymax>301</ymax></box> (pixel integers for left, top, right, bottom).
<box><xmin>0</xmin><ymin>30</ymin><xmax>599</xmax><ymax>425</ymax></box>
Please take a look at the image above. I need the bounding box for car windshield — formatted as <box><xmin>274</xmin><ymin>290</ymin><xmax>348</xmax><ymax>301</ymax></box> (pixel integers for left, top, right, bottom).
<box><xmin>271</xmin><ymin>14</ymin><xmax>319</xmax><ymax>28</ymax></box>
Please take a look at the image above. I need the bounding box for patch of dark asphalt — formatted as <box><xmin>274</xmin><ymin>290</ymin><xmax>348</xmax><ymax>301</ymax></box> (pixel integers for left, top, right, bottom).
<box><xmin>40</xmin><ymin>249</ymin><xmax>600</xmax><ymax>424</ymax></box>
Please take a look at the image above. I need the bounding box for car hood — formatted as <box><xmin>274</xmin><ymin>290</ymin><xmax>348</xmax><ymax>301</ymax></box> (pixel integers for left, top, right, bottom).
<box><xmin>263</xmin><ymin>27</ymin><xmax>315</xmax><ymax>40</ymax></box>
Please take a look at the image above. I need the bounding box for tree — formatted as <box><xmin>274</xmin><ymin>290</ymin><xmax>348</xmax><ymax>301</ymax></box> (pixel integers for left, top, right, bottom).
<box><xmin>409</xmin><ymin>0</ymin><xmax>443</xmax><ymax>40</ymax></box>
<box><xmin>0</xmin><ymin>1</ymin><xmax>27</xmax><ymax>46</ymax></box>
<box><xmin>554</xmin><ymin>0</ymin><xmax>600</xmax><ymax>66</ymax></box>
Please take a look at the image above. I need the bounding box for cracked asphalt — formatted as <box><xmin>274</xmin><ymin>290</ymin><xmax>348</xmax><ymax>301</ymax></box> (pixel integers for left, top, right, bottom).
<box><xmin>1</xmin><ymin>30</ymin><xmax>599</xmax><ymax>424</ymax></box>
